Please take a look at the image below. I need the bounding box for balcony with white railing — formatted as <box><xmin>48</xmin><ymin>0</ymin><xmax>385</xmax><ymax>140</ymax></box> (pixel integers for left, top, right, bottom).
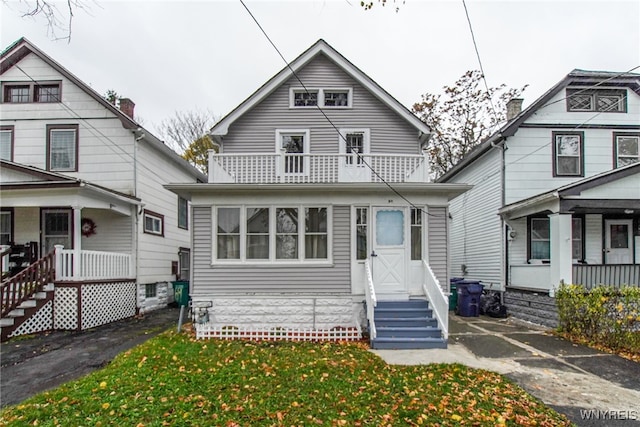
<box><xmin>208</xmin><ymin>151</ymin><xmax>432</xmax><ymax>184</ymax></box>
<box><xmin>55</xmin><ymin>246</ymin><xmax>134</xmax><ymax>281</ymax></box>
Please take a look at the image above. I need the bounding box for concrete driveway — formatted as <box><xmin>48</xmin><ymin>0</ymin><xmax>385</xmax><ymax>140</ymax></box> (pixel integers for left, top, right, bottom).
<box><xmin>373</xmin><ymin>314</ymin><xmax>640</xmax><ymax>427</ymax></box>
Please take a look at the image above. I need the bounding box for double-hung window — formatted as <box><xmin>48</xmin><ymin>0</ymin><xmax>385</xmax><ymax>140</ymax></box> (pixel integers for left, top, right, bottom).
<box><xmin>47</xmin><ymin>124</ymin><xmax>78</xmax><ymax>172</ymax></box>
<box><xmin>0</xmin><ymin>126</ymin><xmax>14</xmax><ymax>161</ymax></box>
<box><xmin>552</xmin><ymin>132</ymin><xmax>583</xmax><ymax>177</ymax></box>
<box><xmin>277</xmin><ymin>129</ymin><xmax>309</xmax><ymax>175</ymax></box>
<box><xmin>215</xmin><ymin>206</ymin><xmax>330</xmax><ymax>262</ymax></box>
<box><xmin>178</xmin><ymin>197</ymin><xmax>188</xmax><ymax>229</ymax></box>
<box><xmin>3</xmin><ymin>85</ymin><xmax>29</xmax><ymax>103</ymax></box>
<box><xmin>0</xmin><ymin>208</ymin><xmax>13</xmax><ymax>246</ymax></box>
<box><xmin>143</xmin><ymin>210</ymin><xmax>164</xmax><ymax>237</ymax></box>
<box><xmin>355</xmin><ymin>207</ymin><xmax>368</xmax><ymax>260</ymax></box>
<box><xmin>410</xmin><ymin>208</ymin><xmax>422</xmax><ymax>260</ymax></box>
<box><xmin>613</xmin><ymin>133</ymin><xmax>640</xmax><ymax>168</ymax></box>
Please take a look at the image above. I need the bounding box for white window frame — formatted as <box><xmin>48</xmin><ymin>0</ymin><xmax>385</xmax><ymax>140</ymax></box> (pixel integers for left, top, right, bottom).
<box><xmin>178</xmin><ymin>197</ymin><xmax>189</xmax><ymax>230</ymax></box>
<box><xmin>289</xmin><ymin>87</ymin><xmax>352</xmax><ymax>109</ymax></box>
<box><xmin>338</xmin><ymin>128</ymin><xmax>370</xmax><ymax>164</ymax></box>
<box><xmin>143</xmin><ymin>210</ymin><xmax>164</xmax><ymax>237</ymax></box>
<box><xmin>48</xmin><ymin>126</ymin><xmax>78</xmax><ymax>172</ymax></box>
<box><xmin>275</xmin><ymin>129</ymin><xmax>310</xmax><ymax>176</ymax></box>
<box><xmin>212</xmin><ymin>205</ymin><xmax>332</xmax><ymax>265</ymax></box>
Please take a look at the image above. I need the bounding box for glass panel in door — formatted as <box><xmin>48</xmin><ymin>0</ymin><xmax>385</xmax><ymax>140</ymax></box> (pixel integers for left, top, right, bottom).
<box><xmin>42</xmin><ymin>209</ymin><xmax>72</xmax><ymax>254</ymax></box>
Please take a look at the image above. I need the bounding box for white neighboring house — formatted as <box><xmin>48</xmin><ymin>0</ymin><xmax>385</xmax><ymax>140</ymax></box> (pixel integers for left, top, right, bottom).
<box><xmin>167</xmin><ymin>40</ymin><xmax>470</xmax><ymax>349</ymax></box>
<box><xmin>0</xmin><ymin>38</ymin><xmax>205</xmax><ymax>341</ymax></box>
<box><xmin>439</xmin><ymin>69</ymin><xmax>640</xmax><ymax>326</ymax></box>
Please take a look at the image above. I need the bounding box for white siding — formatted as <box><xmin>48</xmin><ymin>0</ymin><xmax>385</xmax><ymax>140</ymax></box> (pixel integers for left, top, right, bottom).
<box><xmin>447</xmin><ymin>148</ymin><xmax>504</xmax><ymax>287</ymax></box>
<box><xmin>507</xmin><ymin>218</ymin><xmax>528</xmax><ymax>266</ymax></box>
<box><xmin>12</xmin><ymin>207</ymin><xmax>40</xmax><ymax>245</ymax></box>
<box><xmin>427</xmin><ymin>205</ymin><xmax>449</xmax><ymax>287</ymax></box>
<box><xmin>135</xmin><ymin>140</ymin><xmax>195</xmax><ymax>284</ymax></box>
<box><xmin>584</xmin><ymin>214</ymin><xmax>603</xmax><ymax>264</ymax></box>
<box><xmin>1</xmin><ymin>52</ymin><xmax>136</xmax><ymax>194</ymax></box>
<box><xmin>221</xmin><ymin>55</ymin><xmax>420</xmax><ymax>155</ymax></box>
<box><xmin>80</xmin><ymin>208</ymin><xmax>133</xmax><ymax>254</ymax></box>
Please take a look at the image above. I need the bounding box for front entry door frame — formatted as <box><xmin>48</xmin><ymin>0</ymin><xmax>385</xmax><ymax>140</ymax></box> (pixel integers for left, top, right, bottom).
<box><xmin>604</xmin><ymin>219</ymin><xmax>633</xmax><ymax>264</ymax></box>
<box><xmin>371</xmin><ymin>206</ymin><xmax>409</xmax><ymax>297</ymax></box>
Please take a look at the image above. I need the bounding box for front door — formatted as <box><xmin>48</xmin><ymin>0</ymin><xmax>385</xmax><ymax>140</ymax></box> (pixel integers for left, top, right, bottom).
<box><xmin>605</xmin><ymin>219</ymin><xmax>633</xmax><ymax>264</ymax></box>
<box><xmin>372</xmin><ymin>207</ymin><xmax>407</xmax><ymax>296</ymax></box>
<box><xmin>42</xmin><ymin>209</ymin><xmax>72</xmax><ymax>254</ymax></box>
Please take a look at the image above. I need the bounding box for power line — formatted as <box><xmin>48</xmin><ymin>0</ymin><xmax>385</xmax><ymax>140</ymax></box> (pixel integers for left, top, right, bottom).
<box><xmin>462</xmin><ymin>0</ymin><xmax>499</xmax><ymax>125</ymax></box>
<box><xmin>238</xmin><ymin>0</ymin><xmax>442</xmax><ymax>217</ymax></box>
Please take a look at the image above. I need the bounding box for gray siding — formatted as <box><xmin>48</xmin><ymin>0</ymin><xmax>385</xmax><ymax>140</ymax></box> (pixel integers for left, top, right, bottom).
<box><xmin>192</xmin><ymin>205</ymin><xmax>351</xmax><ymax>295</ymax></box>
<box><xmin>447</xmin><ymin>148</ymin><xmax>504</xmax><ymax>286</ymax></box>
<box><xmin>427</xmin><ymin>206</ymin><xmax>448</xmax><ymax>287</ymax></box>
<box><xmin>222</xmin><ymin>54</ymin><xmax>420</xmax><ymax>155</ymax></box>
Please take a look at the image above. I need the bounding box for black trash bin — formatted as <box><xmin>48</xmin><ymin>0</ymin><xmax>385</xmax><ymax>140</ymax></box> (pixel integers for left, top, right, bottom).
<box><xmin>456</xmin><ymin>280</ymin><xmax>484</xmax><ymax>317</ymax></box>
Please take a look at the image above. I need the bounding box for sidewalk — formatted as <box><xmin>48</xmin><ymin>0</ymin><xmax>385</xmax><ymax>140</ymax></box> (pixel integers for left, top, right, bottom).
<box><xmin>0</xmin><ymin>307</ymin><xmax>181</xmax><ymax>408</ymax></box>
<box><xmin>373</xmin><ymin>314</ymin><xmax>640</xmax><ymax>427</ymax></box>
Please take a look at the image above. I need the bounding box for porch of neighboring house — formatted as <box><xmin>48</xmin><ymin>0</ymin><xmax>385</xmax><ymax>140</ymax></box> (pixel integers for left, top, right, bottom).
<box><xmin>0</xmin><ymin>204</ymin><xmax>138</xmax><ymax>341</ymax></box>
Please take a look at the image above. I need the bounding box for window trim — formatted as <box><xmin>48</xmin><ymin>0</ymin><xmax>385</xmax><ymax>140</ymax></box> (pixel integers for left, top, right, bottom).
<box><xmin>178</xmin><ymin>247</ymin><xmax>191</xmax><ymax>281</ymax></box>
<box><xmin>213</xmin><ymin>205</ymin><xmax>332</xmax><ymax>265</ymax></box>
<box><xmin>143</xmin><ymin>209</ymin><xmax>165</xmax><ymax>237</ymax></box>
<box><xmin>338</xmin><ymin>128</ymin><xmax>370</xmax><ymax>164</ymax></box>
<box><xmin>289</xmin><ymin>87</ymin><xmax>353</xmax><ymax>109</ymax></box>
<box><xmin>178</xmin><ymin>196</ymin><xmax>189</xmax><ymax>230</ymax></box>
<box><xmin>0</xmin><ymin>207</ymin><xmax>14</xmax><ymax>246</ymax></box>
<box><xmin>527</xmin><ymin>215</ymin><xmax>584</xmax><ymax>262</ymax></box>
<box><xmin>46</xmin><ymin>124</ymin><xmax>79</xmax><ymax>172</ymax></box>
<box><xmin>354</xmin><ymin>206</ymin><xmax>369</xmax><ymax>261</ymax></box>
<box><xmin>0</xmin><ymin>125</ymin><xmax>15</xmax><ymax>162</ymax></box>
<box><xmin>552</xmin><ymin>131</ymin><xmax>584</xmax><ymax>177</ymax></box>
<box><xmin>566</xmin><ymin>88</ymin><xmax>627</xmax><ymax>113</ymax></box>
<box><xmin>1</xmin><ymin>81</ymin><xmax>62</xmax><ymax>103</ymax></box>
<box><xmin>275</xmin><ymin>129</ymin><xmax>310</xmax><ymax>176</ymax></box>
<box><xmin>613</xmin><ymin>132</ymin><xmax>640</xmax><ymax>168</ymax></box>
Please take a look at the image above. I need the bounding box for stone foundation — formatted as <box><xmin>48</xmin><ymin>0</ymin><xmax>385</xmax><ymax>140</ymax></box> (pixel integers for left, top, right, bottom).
<box><xmin>504</xmin><ymin>289</ymin><xmax>558</xmax><ymax>328</ymax></box>
<box><xmin>193</xmin><ymin>296</ymin><xmax>363</xmax><ymax>330</ymax></box>
<box><xmin>138</xmin><ymin>281</ymin><xmax>173</xmax><ymax>313</ymax></box>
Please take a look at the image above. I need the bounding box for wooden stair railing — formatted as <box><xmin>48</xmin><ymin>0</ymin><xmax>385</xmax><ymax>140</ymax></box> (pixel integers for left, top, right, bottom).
<box><xmin>1</xmin><ymin>249</ymin><xmax>55</xmax><ymax>318</ymax></box>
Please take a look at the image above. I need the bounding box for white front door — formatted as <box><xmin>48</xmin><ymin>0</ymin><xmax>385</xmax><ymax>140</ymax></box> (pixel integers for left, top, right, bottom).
<box><xmin>372</xmin><ymin>207</ymin><xmax>407</xmax><ymax>297</ymax></box>
<box><xmin>605</xmin><ymin>219</ymin><xmax>633</xmax><ymax>264</ymax></box>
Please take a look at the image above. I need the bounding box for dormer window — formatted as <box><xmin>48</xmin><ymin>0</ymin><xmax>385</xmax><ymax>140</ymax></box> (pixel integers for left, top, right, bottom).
<box><xmin>566</xmin><ymin>88</ymin><xmax>626</xmax><ymax>113</ymax></box>
<box><xmin>290</xmin><ymin>88</ymin><xmax>352</xmax><ymax>108</ymax></box>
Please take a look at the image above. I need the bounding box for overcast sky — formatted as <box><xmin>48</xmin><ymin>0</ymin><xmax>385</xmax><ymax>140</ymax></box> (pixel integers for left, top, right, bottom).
<box><xmin>2</xmin><ymin>0</ymin><xmax>639</xmax><ymax>139</ymax></box>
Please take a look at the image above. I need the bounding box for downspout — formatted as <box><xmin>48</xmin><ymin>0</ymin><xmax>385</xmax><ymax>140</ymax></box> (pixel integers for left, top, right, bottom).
<box><xmin>133</xmin><ymin>129</ymin><xmax>144</xmax><ymax>302</ymax></box>
<box><xmin>491</xmin><ymin>136</ymin><xmax>508</xmax><ymax>295</ymax></box>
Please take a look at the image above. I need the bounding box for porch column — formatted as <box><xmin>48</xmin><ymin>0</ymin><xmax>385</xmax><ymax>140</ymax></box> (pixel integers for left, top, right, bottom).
<box><xmin>73</xmin><ymin>206</ymin><xmax>82</xmax><ymax>279</ymax></box>
<box><xmin>548</xmin><ymin>213</ymin><xmax>572</xmax><ymax>297</ymax></box>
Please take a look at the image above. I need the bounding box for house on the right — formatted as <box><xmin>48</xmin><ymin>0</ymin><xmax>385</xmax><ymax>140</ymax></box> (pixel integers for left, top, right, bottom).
<box><xmin>439</xmin><ymin>69</ymin><xmax>640</xmax><ymax>326</ymax></box>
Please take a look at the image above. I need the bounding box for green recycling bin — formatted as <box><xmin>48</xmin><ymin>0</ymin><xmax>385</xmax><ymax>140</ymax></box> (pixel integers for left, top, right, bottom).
<box><xmin>172</xmin><ymin>281</ymin><xmax>190</xmax><ymax>307</ymax></box>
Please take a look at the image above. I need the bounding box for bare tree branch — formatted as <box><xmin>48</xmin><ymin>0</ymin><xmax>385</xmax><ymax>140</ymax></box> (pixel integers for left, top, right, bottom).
<box><xmin>5</xmin><ymin>0</ymin><xmax>94</xmax><ymax>42</ymax></box>
<box><xmin>157</xmin><ymin>109</ymin><xmax>218</xmax><ymax>153</ymax></box>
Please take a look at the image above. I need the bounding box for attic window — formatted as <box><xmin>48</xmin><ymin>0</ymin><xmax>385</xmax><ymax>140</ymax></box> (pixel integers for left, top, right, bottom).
<box><xmin>293</xmin><ymin>90</ymin><xmax>318</xmax><ymax>107</ymax></box>
<box><xmin>1</xmin><ymin>81</ymin><xmax>61</xmax><ymax>103</ymax></box>
<box><xmin>566</xmin><ymin>88</ymin><xmax>626</xmax><ymax>113</ymax></box>
<box><xmin>4</xmin><ymin>85</ymin><xmax>30</xmax><ymax>103</ymax></box>
<box><xmin>36</xmin><ymin>84</ymin><xmax>60</xmax><ymax>103</ymax></box>
<box><xmin>324</xmin><ymin>90</ymin><xmax>349</xmax><ymax>107</ymax></box>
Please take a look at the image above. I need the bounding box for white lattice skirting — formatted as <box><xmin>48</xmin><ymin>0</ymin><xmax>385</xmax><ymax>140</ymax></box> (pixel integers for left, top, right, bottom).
<box><xmin>195</xmin><ymin>324</ymin><xmax>361</xmax><ymax>341</ymax></box>
<box><xmin>54</xmin><ymin>287</ymin><xmax>78</xmax><ymax>330</ymax></box>
<box><xmin>10</xmin><ymin>300</ymin><xmax>53</xmax><ymax>338</ymax></box>
<box><xmin>81</xmin><ymin>281</ymin><xmax>137</xmax><ymax>329</ymax></box>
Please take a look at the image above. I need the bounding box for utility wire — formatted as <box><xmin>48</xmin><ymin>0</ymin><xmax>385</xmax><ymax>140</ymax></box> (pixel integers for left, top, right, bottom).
<box><xmin>462</xmin><ymin>0</ymin><xmax>499</xmax><ymax>125</ymax></box>
<box><xmin>239</xmin><ymin>0</ymin><xmax>441</xmax><ymax>217</ymax></box>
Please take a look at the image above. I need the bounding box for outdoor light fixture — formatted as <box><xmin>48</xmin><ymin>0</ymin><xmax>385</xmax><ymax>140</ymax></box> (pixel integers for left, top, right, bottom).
<box><xmin>624</xmin><ymin>209</ymin><xmax>634</xmax><ymax>214</ymax></box>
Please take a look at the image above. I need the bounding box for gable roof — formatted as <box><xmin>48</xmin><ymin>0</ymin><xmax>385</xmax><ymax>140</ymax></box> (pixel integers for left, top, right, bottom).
<box><xmin>210</xmin><ymin>39</ymin><xmax>430</xmax><ymax>139</ymax></box>
<box><xmin>0</xmin><ymin>37</ymin><xmax>207</xmax><ymax>182</ymax></box>
<box><xmin>438</xmin><ymin>68</ymin><xmax>640</xmax><ymax>182</ymax></box>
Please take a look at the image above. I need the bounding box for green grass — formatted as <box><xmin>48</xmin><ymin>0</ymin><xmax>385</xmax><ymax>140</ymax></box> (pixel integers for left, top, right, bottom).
<box><xmin>0</xmin><ymin>332</ymin><xmax>571</xmax><ymax>426</ymax></box>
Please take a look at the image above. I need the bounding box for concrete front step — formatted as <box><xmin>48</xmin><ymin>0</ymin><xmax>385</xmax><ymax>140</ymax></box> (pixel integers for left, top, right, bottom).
<box><xmin>377</xmin><ymin>326</ymin><xmax>442</xmax><ymax>338</ymax></box>
<box><xmin>375</xmin><ymin>317</ymin><xmax>437</xmax><ymax>328</ymax></box>
<box><xmin>376</xmin><ymin>300</ymin><xmax>429</xmax><ymax>310</ymax></box>
<box><xmin>371</xmin><ymin>337</ymin><xmax>447</xmax><ymax>349</ymax></box>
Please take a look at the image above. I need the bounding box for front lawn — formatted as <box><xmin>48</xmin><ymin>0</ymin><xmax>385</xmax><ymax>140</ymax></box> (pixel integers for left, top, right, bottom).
<box><xmin>0</xmin><ymin>332</ymin><xmax>571</xmax><ymax>426</ymax></box>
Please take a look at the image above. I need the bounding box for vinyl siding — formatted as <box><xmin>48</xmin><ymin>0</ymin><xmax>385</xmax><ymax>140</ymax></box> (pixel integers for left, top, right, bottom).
<box><xmin>584</xmin><ymin>214</ymin><xmax>603</xmax><ymax>264</ymax></box>
<box><xmin>507</xmin><ymin>218</ymin><xmax>528</xmax><ymax>265</ymax></box>
<box><xmin>81</xmin><ymin>208</ymin><xmax>133</xmax><ymax>254</ymax></box>
<box><xmin>221</xmin><ymin>54</ymin><xmax>420</xmax><ymax>155</ymax></box>
<box><xmin>427</xmin><ymin>205</ymin><xmax>448</xmax><ymax>287</ymax></box>
<box><xmin>135</xmin><ymin>140</ymin><xmax>194</xmax><ymax>284</ymax></box>
<box><xmin>447</xmin><ymin>148</ymin><xmax>504</xmax><ymax>286</ymax></box>
<box><xmin>191</xmin><ymin>204</ymin><xmax>351</xmax><ymax>295</ymax></box>
<box><xmin>1</xmin><ymin>52</ymin><xmax>135</xmax><ymax>194</ymax></box>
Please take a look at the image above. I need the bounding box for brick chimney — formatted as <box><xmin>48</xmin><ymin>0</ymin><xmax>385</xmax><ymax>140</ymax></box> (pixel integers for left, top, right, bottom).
<box><xmin>119</xmin><ymin>98</ymin><xmax>135</xmax><ymax>119</ymax></box>
<box><xmin>506</xmin><ymin>98</ymin><xmax>523</xmax><ymax>121</ymax></box>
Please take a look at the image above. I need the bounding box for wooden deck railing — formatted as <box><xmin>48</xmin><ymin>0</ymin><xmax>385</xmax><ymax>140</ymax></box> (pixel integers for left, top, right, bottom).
<box><xmin>56</xmin><ymin>247</ymin><xmax>134</xmax><ymax>281</ymax></box>
<box><xmin>1</xmin><ymin>249</ymin><xmax>55</xmax><ymax>318</ymax></box>
<box><xmin>573</xmin><ymin>264</ymin><xmax>640</xmax><ymax>289</ymax></box>
<box><xmin>209</xmin><ymin>152</ymin><xmax>431</xmax><ymax>184</ymax></box>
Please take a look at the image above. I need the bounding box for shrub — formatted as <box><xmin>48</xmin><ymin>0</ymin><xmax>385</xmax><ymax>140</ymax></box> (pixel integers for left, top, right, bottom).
<box><xmin>556</xmin><ymin>284</ymin><xmax>640</xmax><ymax>353</ymax></box>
